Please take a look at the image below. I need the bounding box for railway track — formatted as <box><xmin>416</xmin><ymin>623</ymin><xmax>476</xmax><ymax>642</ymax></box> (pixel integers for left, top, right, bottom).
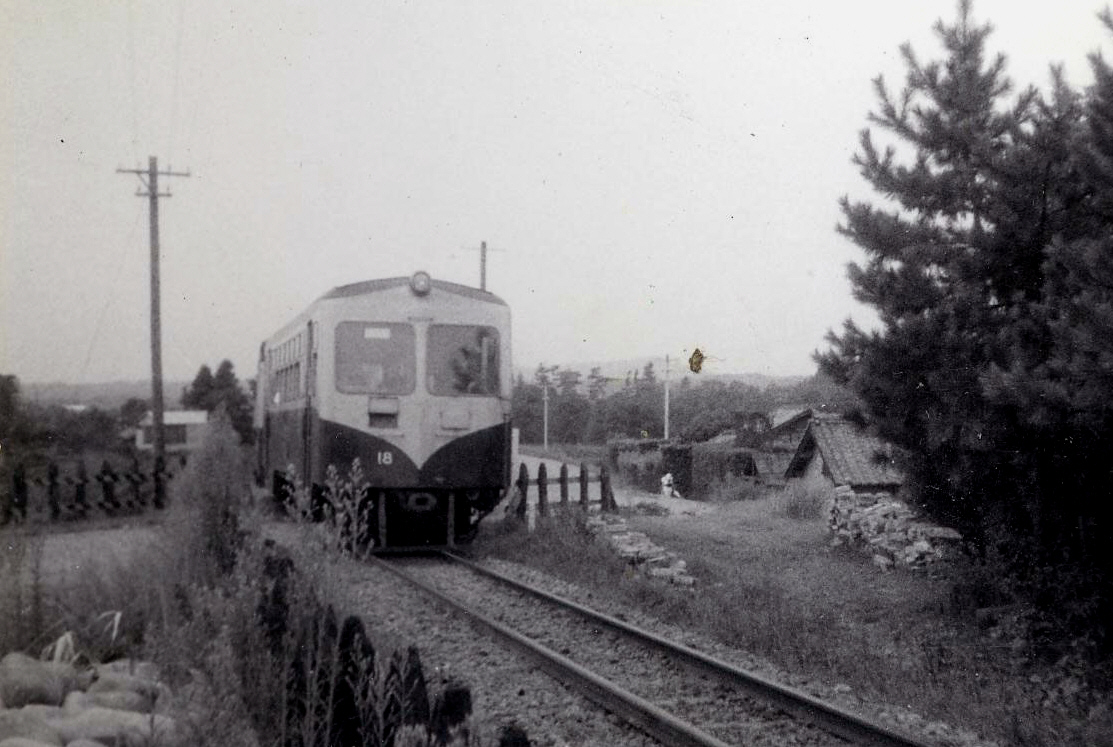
<box><xmin>372</xmin><ymin>551</ymin><xmax>934</xmax><ymax>747</ymax></box>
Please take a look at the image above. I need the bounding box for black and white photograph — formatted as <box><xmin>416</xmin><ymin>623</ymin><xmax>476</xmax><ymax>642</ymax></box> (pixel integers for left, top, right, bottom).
<box><xmin>2</xmin><ymin>1</ymin><xmax>1112</xmax><ymax>745</ymax></box>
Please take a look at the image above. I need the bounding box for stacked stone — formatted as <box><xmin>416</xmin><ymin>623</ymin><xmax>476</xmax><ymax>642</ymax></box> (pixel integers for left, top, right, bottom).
<box><xmin>828</xmin><ymin>486</ymin><xmax>962</xmax><ymax>570</ymax></box>
<box><xmin>584</xmin><ymin>515</ymin><xmax>696</xmax><ymax>587</ymax></box>
<box><xmin>0</xmin><ymin>653</ymin><xmax>180</xmax><ymax>747</ymax></box>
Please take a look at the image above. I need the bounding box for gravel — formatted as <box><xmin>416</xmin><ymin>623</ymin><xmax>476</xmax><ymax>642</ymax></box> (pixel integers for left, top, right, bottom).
<box><xmin>396</xmin><ymin>556</ymin><xmax>846</xmax><ymax>747</ymax></box>
<box><xmin>472</xmin><ymin>557</ymin><xmax>999</xmax><ymax>747</ymax></box>
<box><xmin>327</xmin><ymin>554</ymin><xmax>659</xmax><ymax>747</ymax></box>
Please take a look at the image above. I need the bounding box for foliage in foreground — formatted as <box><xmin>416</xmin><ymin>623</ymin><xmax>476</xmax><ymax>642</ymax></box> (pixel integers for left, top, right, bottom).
<box><xmin>817</xmin><ymin>0</ymin><xmax>1113</xmax><ymax>656</ymax></box>
<box><xmin>0</xmin><ymin>416</ymin><xmax>487</xmax><ymax>746</ymax></box>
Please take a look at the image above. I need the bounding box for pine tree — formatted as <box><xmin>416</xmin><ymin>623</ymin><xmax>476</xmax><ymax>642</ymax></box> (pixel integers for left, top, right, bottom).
<box><xmin>818</xmin><ymin>1</ymin><xmax>1079</xmax><ymax>543</ymax></box>
<box><xmin>181</xmin><ymin>364</ymin><xmax>215</xmax><ymax>410</ymax></box>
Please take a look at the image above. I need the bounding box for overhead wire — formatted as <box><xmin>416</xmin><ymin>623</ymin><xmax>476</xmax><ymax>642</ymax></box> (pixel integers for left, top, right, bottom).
<box><xmin>167</xmin><ymin>0</ymin><xmax>186</xmax><ymax>169</ymax></box>
<box><xmin>126</xmin><ymin>0</ymin><xmax>140</xmax><ymax>163</ymax></box>
<box><xmin>78</xmin><ymin>205</ymin><xmax>145</xmax><ymax>381</ymax></box>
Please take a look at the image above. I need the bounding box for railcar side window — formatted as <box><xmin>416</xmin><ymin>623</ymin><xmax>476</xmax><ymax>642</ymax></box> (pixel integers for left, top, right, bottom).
<box><xmin>335</xmin><ymin>322</ymin><xmax>415</xmax><ymax>394</ymax></box>
<box><xmin>427</xmin><ymin>325</ymin><xmax>500</xmax><ymax>395</ymax></box>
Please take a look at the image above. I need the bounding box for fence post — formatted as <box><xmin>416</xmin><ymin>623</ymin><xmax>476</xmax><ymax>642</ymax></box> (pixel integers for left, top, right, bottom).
<box><xmin>600</xmin><ymin>464</ymin><xmax>615</xmax><ymax>513</ymax></box>
<box><xmin>536</xmin><ymin>463</ymin><xmax>548</xmax><ymax>518</ymax></box>
<box><xmin>74</xmin><ymin>461</ymin><xmax>88</xmax><ymax>519</ymax></box>
<box><xmin>559</xmin><ymin>464</ymin><xmax>569</xmax><ymax>507</ymax></box>
<box><xmin>99</xmin><ymin>460</ymin><xmax>117</xmax><ymax>515</ymax></box>
<box><xmin>130</xmin><ymin>456</ymin><xmax>143</xmax><ymax>511</ymax></box>
<box><xmin>515</xmin><ymin>463</ymin><xmax>529</xmax><ymax>521</ymax></box>
<box><xmin>579</xmin><ymin>462</ymin><xmax>589</xmax><ymax>510</ymax></box>
<box><xmin>47</xmin><ymin>461</ymin><xmax>60</xmax><ymax>522</ymax></box>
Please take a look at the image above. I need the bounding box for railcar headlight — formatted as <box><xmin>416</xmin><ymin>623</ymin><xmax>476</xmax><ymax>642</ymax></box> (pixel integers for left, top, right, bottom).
<box><xmin>410</xmin><ymin>271</ymin><xmax>432</xmax><ymax>296</ymax></box>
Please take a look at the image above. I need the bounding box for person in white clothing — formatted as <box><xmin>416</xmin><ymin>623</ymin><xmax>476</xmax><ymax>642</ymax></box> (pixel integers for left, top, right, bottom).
<box><xmin>660</xmin><ymin>472</ymin><xmax>681</xmax><ymax>499</ymax></box>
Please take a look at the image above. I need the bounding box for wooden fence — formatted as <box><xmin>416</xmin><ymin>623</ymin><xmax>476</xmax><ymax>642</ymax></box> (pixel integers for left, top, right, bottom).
<box><xmin>2</xmin><ymin>458</ymin><xmax>176</xmax><ymax>526</ymax></box>
<box><xmin>509</xmin><ymin>461</ymin><xmax>618</xmax><ymax>521</ymax></box>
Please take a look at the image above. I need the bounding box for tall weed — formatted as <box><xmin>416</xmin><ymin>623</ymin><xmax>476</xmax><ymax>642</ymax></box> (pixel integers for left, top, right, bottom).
<box><xmin>775</xmin><ymin>483</ymin><xmax>829</xmax><ymax>520</ymax></box>
<box><xmin>163</xmin><ymin>407</ymin><xmax>250</xmax><ymax>584</ymax></box>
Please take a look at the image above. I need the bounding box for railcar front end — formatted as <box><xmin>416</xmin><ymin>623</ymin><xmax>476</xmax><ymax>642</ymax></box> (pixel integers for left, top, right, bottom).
<box><xmin>257</xmin><ymin>272</ymin><xmax>512</xmax><ymax>549</ymax></box>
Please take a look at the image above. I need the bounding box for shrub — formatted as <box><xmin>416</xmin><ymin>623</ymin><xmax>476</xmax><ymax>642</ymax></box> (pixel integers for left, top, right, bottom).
<box><xmin>775</xmin><ymin>483</ymin><xmax>828</xmax><ymax>521</ymax></box>
<box><xmin>163</xmin><ymin>406</ymin><xmax>250</xmax><ymax>584</ymax></box>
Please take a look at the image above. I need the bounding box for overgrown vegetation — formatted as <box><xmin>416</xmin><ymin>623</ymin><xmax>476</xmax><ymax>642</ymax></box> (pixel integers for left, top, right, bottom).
<box><xmin>479</xmin><ymin>498</ymin><xmax>1113</xmax><ymax>746</ymax></box>
<box><xmin>817</xmin><ymin>0</ymin><xmax>1113</xmax><ymax>660</ymax></box>
<box><xmin>0</xmin><ymin>413</ymin><xmax>487</xmax><ymax>746</ymax></box>
<box><xmin>773</xmin><ymin>483</ymin><xmax>827</xmax><ymax>520</ymax></box>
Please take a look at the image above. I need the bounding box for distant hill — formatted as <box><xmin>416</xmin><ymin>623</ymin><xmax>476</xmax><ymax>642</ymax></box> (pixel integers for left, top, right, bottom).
<box><xmin>517</xmin><ymin>357</ymin><xmax>809</xmax><ymax>390</ymax></box>
<box><xmin>21</xmin><ymin>380</ymin><xmax>192</xmax><ymax>411</ymax></box>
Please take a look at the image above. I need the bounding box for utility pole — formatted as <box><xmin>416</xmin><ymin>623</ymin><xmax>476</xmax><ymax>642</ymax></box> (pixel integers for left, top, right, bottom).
<box><xmin>664</xmin><ymin>354</ymin><xmax>671</xmax><ymax>441</ymax></box>
<box><xmin>480</xmin><ymin>241</ymin><xmax>487</xmax><ymax>291</ymax></box>
<box><xmin>469</xmin><ymin>240</ymin><xmax>504</xmax><ymax>291</ymax></box>
<box><xmin>117</xmin><ymin>156</ymin><xmax>190</xmax><ymax>466</ymax></box>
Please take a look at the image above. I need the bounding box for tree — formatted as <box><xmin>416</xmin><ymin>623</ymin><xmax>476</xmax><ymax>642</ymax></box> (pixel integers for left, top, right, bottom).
<box><xmin>818</xmin><ymin>1</ymin><xmax>1112</xmax><ymax>652</ymax></box>
<box><xmin>182</xmin><ymin>365</ymin><xmax>216</xmax><ymax>410</ymax></box>
<box><xmin>587</xmin><ymin>367</ymin><xmax>608</xmax><ymax>400</ymax></box>
<box><xmin>555</xmin><ymin>369</ymin><xmax>582</xmax><ymax>397</ymax></box>
<box><xmin>119</xmin><ymin>397</ymin><xmax>150</xmax><ymax>428</ymax></box>
<box><xmin>0</xmin><ymin>374</ymin><xmax>20</xmax><ymax>439</ymax></box>
<box><xmin>182</xmin><ymin>360</ymin><xmax>254</xmax><ymax>444</ymax></box>
<box><xmin>820</xmin><ymin>1</ymin><xmax>1074</xmax><ymax>534</ymax></box>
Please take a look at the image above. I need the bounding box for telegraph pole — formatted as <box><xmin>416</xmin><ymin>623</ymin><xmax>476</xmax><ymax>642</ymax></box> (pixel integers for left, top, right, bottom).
<box><xmin>480</xmin><ymin>241</ymin><xmax>487</xmax><ymax>291</ymax></box>
<box><xmin>117</xmin><ymin>156</ymin><xmax>190</xmax><ymax>465</ymax></box>
<box><xmin>469</xmin><ymin>240</ymin><xmax>504</xmax><ymax>291</ymax></box>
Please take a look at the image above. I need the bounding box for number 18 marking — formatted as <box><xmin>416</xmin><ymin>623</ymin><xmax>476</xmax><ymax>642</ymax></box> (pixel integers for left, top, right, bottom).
<box><xmin>377</xmin><ymin>451</ymin><xmax>393</xmax><ymax>466</ymax></box>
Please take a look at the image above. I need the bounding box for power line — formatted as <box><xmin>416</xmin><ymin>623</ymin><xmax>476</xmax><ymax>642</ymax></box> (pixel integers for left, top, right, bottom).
<box><xmin>78</xmin><ymin>206</ymin><xmax>145</xmax><ymax>380</ymax></box>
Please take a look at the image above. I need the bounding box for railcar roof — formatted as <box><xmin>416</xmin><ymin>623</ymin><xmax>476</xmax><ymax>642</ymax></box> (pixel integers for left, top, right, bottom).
<box><xmin>319</xmin><ymin>277</ymin><xmax>508</xmax><ymax>306</ymax></box>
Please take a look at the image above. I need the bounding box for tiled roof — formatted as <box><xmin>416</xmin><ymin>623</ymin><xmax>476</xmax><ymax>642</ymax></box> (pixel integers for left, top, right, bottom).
<box><xmin>787</xmin><ymin>415</ymin><xmax>903</xmax><ymax>489</ymax></box>
<box><xmin>770</xmin><ymin>406</ymin><xmax>811</xmax><ymax>427</ymax></box>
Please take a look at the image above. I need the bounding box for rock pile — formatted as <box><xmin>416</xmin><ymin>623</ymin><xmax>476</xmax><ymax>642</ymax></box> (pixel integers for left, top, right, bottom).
<box><xmin>0</xmin><ymin>653</ymin><xmax>180</xmax><ymax>747</ymax></box>
<box><xmin>829</xmin><ymin>486</ymin><xmax>962</xmax><ymax>569</ymax></box>
<box><xmin>584</xmin><ymin>514</ymin><xmax>696</xmax><ymax>586</ymax></box>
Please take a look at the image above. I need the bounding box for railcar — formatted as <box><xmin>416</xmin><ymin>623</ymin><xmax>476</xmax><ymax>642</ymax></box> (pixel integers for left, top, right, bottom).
<box><xmin>254</xmin><ymin>271</ymin><xmax>512</xmax><ymax>549</ymax></box>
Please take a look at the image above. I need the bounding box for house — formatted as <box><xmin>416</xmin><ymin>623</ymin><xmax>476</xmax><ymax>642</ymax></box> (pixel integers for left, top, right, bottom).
<box><xmin>135</xmin><ymin>410</ymin><xmax>209</xmax><ymax>453</ymax></box>
<box><xmin>784</xmin><ymin>414</ymin><xmax>903</xmax><ymax>493</ymax></box>
<box><xmin>754</xmin><ymin>408</ymin><xmax>813</xmax><ymax>452</ymax></box>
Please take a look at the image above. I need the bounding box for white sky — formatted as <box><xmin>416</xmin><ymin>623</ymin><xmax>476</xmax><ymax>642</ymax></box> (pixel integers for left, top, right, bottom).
<box><xmin>1</xmin><ymin>0</ymin><xmax>1109</xmax><ymax>385</ymax></box>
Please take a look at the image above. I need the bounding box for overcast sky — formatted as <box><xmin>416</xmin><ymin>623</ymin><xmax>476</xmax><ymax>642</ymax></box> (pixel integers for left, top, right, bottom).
<box><xmin>2</xmin><ymin>1</ymin><xmax>1110</xmax><ymax>386</ymax></box>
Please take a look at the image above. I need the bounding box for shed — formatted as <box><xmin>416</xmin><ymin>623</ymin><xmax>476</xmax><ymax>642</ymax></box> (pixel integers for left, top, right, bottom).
<box><xmin>136</xmin><ymin>410</ymin><xmax>210</xmax><ymax>453</ymax></box>
<box><xmin>784</xmin><ymin>414</ymin><xmax>902</xmax><ymax>493</ymax></box>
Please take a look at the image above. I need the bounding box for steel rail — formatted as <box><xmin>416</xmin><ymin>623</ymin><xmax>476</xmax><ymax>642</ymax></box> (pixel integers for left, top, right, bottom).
<box><xmin>442</xmin><ymin>550</ymin><xmax>932</xmax><ymax>747</ymax></box>
<box><xmin>370</xmin><ymin>555</ymin><xmax>733</xmax><ymax>747</ymax></box>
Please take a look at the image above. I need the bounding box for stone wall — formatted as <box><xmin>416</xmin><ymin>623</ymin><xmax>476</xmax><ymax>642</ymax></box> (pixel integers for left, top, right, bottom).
<box><xmin>584</xmin><ymin>513</ymin><xmax>696</xmax><ymax>587</ymax></box>
<box><xmin>828</xmin><ymin>485</ymin><xmax>962</xmax><ymax>569</ymax></box>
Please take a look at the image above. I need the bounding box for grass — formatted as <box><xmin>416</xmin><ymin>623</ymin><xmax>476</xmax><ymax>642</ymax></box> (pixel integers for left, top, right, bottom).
<box><xmin>1</xmin><ymin>414</ymin><xmax>502</xmax><ymax>746</ymax></box>
<box><xmin>475</xmin><ymin>490</ymin><xmax>1113</xmax><ymax>747</ymax></box>
<box><xmin>771</xmin><ymin>482</ymin><xmax>828</xmax><ymax>519</ymax></box>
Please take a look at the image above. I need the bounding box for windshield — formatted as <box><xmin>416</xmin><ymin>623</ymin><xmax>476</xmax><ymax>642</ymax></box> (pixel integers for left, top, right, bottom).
<box><xmin>335</xmin><ymin>322</ymin><xmax>415</xmax><ymax>394</ymax></box>
<box><xmin>427</xmin><ymin>324</ymin><xmax>500</xmax><ymax>395</ymax></box>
